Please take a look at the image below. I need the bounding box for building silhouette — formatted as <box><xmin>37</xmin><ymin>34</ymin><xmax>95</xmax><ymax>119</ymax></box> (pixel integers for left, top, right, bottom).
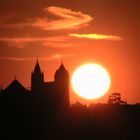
<box><xmin>0</xmin><ymin>60</ymin><xmax>140</xmax><ymax>140</ymax></box>
<box><xmin>2</xmin><ymin>79</ymin><xmax>30</xmax><ymax>97</ymax></box>
<box><xmin>1</xmin><ymin>60</ymin><xmax>70</xmax><ymax>110</ymax></box>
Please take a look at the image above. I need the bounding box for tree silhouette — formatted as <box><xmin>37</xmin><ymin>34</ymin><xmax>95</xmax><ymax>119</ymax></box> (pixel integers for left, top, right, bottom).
<box><xmin>108</xmin><ymin>93</ymin><xmax>127</xmax><ymax>105</ymax></box>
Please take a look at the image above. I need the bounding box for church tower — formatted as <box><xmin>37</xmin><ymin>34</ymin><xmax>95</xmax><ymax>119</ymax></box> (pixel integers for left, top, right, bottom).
<box><xmin>31</xmin><ymin>59</ymin><xmax>44</xmax><ymax>94</ymax></box>
<box><xmin>54</xmin><ymin>63</ymin><xmax>69</xmax><ymax>108</ymax></box>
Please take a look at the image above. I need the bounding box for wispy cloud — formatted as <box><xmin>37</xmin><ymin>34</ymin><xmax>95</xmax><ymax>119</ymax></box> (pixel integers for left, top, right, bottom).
<box><xmin>0</xmin><ymin>37</ymin><xmax>44</xmax><ymax>48</ymax></box>
<box><xmin>69</xmin><ymin>34</ymin><xmax>123</xmax><ymax>41</ymax></box>
<box><xmin>0</xmin><ymin>36</ymin><xmax>72</xmax><ymax>48</ymax></box>
<box><xmin>28</xmin><ymin>6</ymin><xmax>93</xmax><ymax>30</ymax></box>
<box><xmin>0</xmin><ymin>53</ymin><xmax>75</xmax><ymax>61</ymax></box>
<box><xmin>0</xmin><ymin>6</ymin><xmax>122</xmax><ymax>49</ymax></box>
<box><xmin>0</xmin><ymin>6</ymin><xmax>93</xmax><ymax>30</ymax></box>
<box><xmin>0</xmin><ymin>23</ymin><xmax>26</xmax><ymax>29</ymax></box>
<box><xmin>0</xmin><ymin>14</ymin><xmax>27</xmax><ymax>29</ymax></box>
<box><xmin>0</xmin><ymin>37</ymin><xmax>49</xmax><ymax>42</ymax></box>
<box><xmin>0</xmin><ymin>57</ymin><xmax>33</xmax><ymax>61</ymax></box>
<box><xmin>0</xmin><ymin>15</ymin><xmax>15</xmax><ymax>22</ymax></box>
<box><xmin>0</xmin><ymin>6</ymin><xmax>122</xmax><ymax>42</ymax></box>
<box><xmin>0</xmin><ymin>32</ymin><xmax>123</xmax><ymax>49</ymax></box>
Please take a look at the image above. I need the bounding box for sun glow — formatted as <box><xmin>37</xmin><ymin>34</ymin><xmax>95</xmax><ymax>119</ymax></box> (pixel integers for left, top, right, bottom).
<box><xmin>71</xmin><ymin>64</ymin><xmax>111</xmax><ymax>99</ymax></box>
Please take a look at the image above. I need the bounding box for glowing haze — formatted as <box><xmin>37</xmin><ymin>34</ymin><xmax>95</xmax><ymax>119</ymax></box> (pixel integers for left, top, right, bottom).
<box><xmin>0</xmin><ymin>0</ymin><xmax>140</xmax><ymax>104</ymax></box>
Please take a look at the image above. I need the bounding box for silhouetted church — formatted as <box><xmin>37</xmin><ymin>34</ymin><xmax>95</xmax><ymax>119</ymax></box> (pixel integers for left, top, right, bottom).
<box><xmin>31</xmin><ymin>60</ymin><xmax>69</xmax><ymax>109</ymax></box>
<box><xmin>1</xmin><ymin>60</ymin><xmax>70</xmax><ymax>109</ymax></box>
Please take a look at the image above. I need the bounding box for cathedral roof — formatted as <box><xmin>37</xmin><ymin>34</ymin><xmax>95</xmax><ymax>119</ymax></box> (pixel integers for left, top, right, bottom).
<box><xmin>2</xmin><ymin>79</ymin><xmax>29</xmax><ymax>96</ymax></box>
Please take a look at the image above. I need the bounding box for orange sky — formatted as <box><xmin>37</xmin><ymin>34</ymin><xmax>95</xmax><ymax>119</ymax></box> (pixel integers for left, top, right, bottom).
<box><xmin>0</xmin><ymin>0</ymin><xmax>140</xmax><ymax>104</ymax></box>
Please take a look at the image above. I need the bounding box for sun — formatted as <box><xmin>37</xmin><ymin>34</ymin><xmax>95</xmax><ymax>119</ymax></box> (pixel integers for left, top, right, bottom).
<box><xmin>71</xmin><ymin>63</ymin><xmax>111</xmax><ymax>99</ymax></box>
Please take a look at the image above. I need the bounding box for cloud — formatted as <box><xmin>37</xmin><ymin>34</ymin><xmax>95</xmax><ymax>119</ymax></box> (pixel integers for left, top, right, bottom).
<box><xmin>0</xmin><ymin>14</ymin><xmax>27</xmax><ymax>29</ymax></box>
<box><xmin>29</xmin><ymin>6</ymin><xmax>93</xmax><ymax>30</ymax></box>
<box><xmin>42</xmin><ymin>36</ymin><xmax>75</xmax><ymax>48</ymax></box>
<box><xmin>0</xmin><ymin>35</ymin><xmax>85</xmax><ymax>49</ymax></box>
<box><xmin>0</xmin><ymin>6</ymin><xmax>122</xmax><ymax>43</ymax></box>
<box><xmin>69</xmin><ymin>34</ymin><xmax>123</xmax><ymax>41</ymax></box>
<box><xmin>0</xmin><ymin>23</ymin><xmax>25</xmax><ymax>29</ymax></box>
<box><xmin>0</xmin><ymin>37</ymin><xmax>44</xmax><ymax>49</ymax></box>
<box><xmin>0</xmin><ymin>36</ymin><xmax>72</xmax><ymax>48</ymax></box>
<box><xmin>0</xmin><ymin>53</ymin><xmax>75</xmax><ymax>61</ymax></box>
<box><xmin>0</xmin><ymin>57</ymin><xmax>33</xmax><ymax>61</ymax></box>
<box><xmin>0</xmin><ymin>15</ymin><xmax>15</xmax><ymax>22</ymax></box>
<box><xmin>0</xmin><ymin>32</ymin><xmax>123</xmax><ymax>49</ymax></box>
<box><xmin>0</xmin><ymin>37</ymin><xmax>49</xmax><ymax>42</ymax></box>
<box><xmin>0</xmin><ymin>6</ymin><xmax>93</xmax><ymax>31</ymax></box>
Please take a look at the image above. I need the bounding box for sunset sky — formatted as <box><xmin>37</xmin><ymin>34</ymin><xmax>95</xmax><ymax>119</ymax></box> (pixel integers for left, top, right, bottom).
<box><xmin>0</xmin><ymin>0</ymin><xmax>140</xmax><ymax>104</ymax></box>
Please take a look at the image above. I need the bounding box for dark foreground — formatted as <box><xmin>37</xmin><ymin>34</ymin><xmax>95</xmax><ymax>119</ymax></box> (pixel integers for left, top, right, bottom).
<box><xmin>0</xmin><ymin>97</ymin><xmax>140</xmax><ymax>140</ymax></box>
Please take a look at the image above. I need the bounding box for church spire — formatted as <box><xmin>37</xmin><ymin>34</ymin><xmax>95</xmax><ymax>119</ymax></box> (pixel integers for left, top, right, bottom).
<box><xmin>58</xmin><ymin>62</ymin><xmax>66</xmax><ymax>71</ymax></box>
<box><xmin>31</xmin><ymin>59</ymin><xmax>44</xmax><ymax>92</ymax></box>
<box><xmin>34</xmin><ymin>59</ymin><xmax>41</xmax><ymax>74</ymax></box>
